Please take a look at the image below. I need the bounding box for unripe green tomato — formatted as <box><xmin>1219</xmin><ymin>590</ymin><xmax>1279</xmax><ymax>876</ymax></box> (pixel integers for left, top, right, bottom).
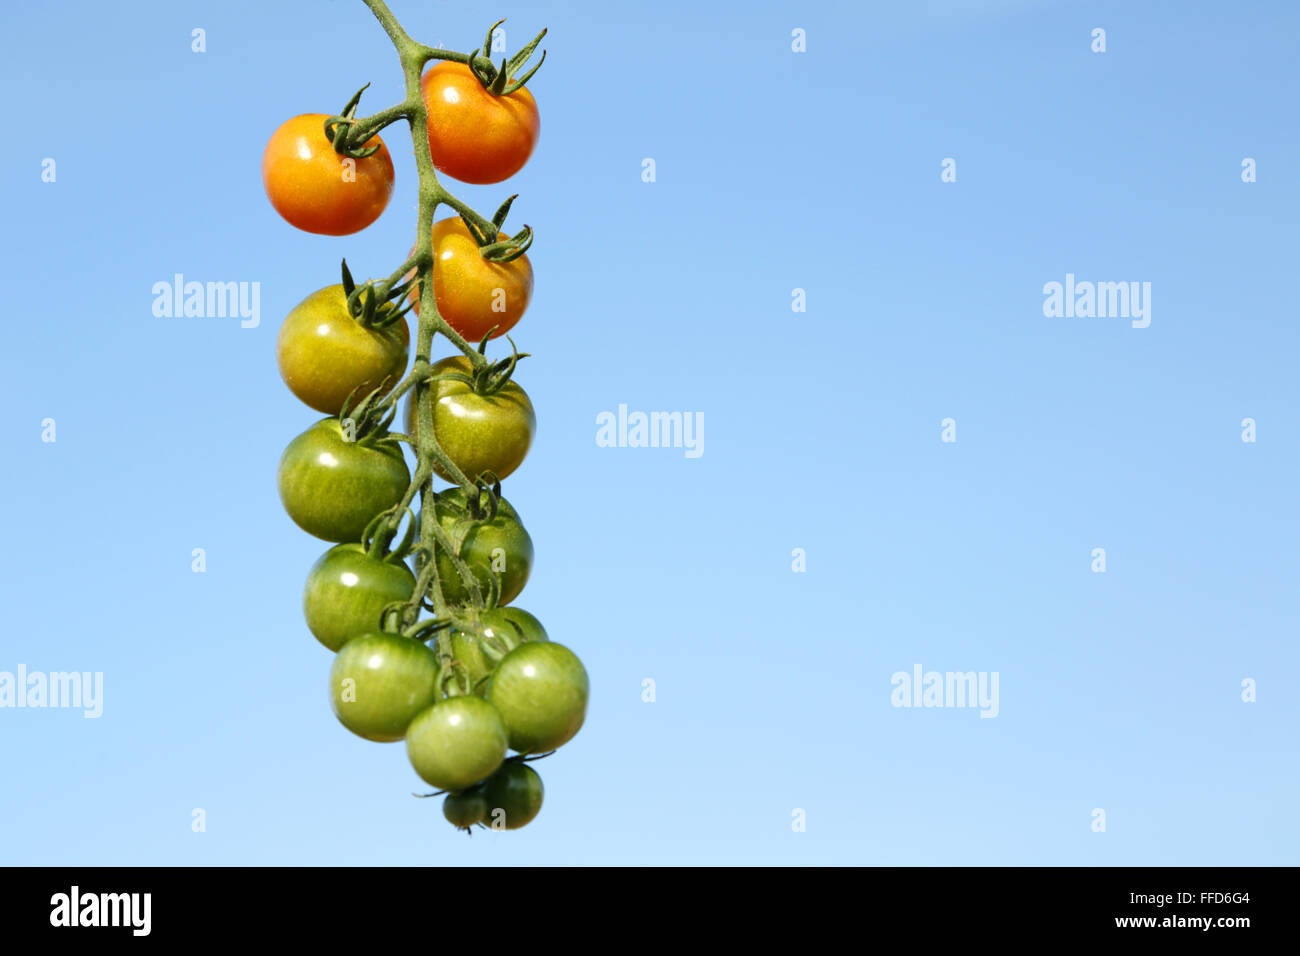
<box><xmin>481</xmin><ymin>762</ymin><xmax>544</xmax><ymax>831</ymax></box>
<box><xmin>405</xmin><ymin>696</ymin><xmax>508</xmax><ymax>791</ymax></box>
<box><xmin>492</xmin><ymin>607</ymin><xmax>549</xmax><ymax>644</ymax></box>
<box><xmin>429</xmin><ymin>489</ymin><xmax>533</xmax><ymax>606</ymax></box>
<box><xmin>487</xmin><ymin>642</ymin><xmax>589</xmax><ymax>754</ymax></box>
<box><xmin>404</xmin><ymin>355</ymin><xmax>534</xmax><ymax>483</ymax></box>
<box><xmin>443</xmin><ymin>789</ymin><xmax>487</xmax><ymax>829</ymax></box>
<box><xmin>448</xmin><ymin>607</ymin><xmax>548</xmax><ymax>696</ymax></box>
<box><xmin>303</xmin><ymin>544</ymin><xmax>415</xmax><ymax>651</ymax></box>
<box><xmin>328</xmin><ymin>633</ymin><xmax>440</xmax><ymax>742</ymax></box>
<box><xmin>278</xmin><ymin>419</ymin><xmax>409</xmax><ymax>543</ymax></box>
<box><xmin>449</xmin><ymin>629</ymin><xmax>493</xmax><ymax>693</ymax></box>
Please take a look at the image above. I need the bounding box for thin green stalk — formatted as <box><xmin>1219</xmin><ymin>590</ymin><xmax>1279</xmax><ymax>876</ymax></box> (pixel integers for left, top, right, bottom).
<box><xmin>361</xmin><ymin>0</ymin><xmax>492</xmax><ymax>615</ymax></box>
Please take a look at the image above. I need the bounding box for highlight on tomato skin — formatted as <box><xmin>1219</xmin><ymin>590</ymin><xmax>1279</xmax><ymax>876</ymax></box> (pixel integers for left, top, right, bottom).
<box><xmin>262</xmin><ymin>113</ymin><xmax>395</xmax><ymax>235</ymax></box>
<box><xmin>421</xmin><ymin>61</ymin><xmax>540</xmax><ymax>185</ymax></box>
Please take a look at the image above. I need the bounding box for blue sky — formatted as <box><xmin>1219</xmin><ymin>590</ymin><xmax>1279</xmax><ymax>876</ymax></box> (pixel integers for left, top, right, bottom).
<box><xmin>0</xmin><ymin>0</ymin><xmax>1297</xmax><ymax>865</ymax></box>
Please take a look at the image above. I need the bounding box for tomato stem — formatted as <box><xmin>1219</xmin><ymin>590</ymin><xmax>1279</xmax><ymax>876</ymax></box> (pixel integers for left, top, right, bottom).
<box><xmin>359</xmin><ymin>0</ymin><xmax>520</xmax><ymax>620</ymax></box>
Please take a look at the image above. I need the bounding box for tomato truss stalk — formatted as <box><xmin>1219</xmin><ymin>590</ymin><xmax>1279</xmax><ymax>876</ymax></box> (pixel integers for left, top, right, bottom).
<box><xmin>347</xmin><ymin>0</ymin><xmax>538</xmax><ymax>638</ymax></box>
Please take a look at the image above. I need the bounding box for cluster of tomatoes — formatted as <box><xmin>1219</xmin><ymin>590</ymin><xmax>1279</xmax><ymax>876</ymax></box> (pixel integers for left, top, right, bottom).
<box><xmin>262</xmin><ymin>51</ymin><xmax>587</xmax><ymax>833</ymax></box>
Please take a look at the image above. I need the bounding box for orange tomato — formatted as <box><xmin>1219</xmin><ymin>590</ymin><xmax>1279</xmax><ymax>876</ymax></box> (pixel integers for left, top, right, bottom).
<box><xmin>262</xmin><ymin>114</ymin><xmax>394</xmax><ymax>235</ymax></box>
<box><xmin>422</xmin><ymin>62</ymin><xmax>540</xmax><ymax>184</ymax></box>
<box><xmin>414</xmin><ymin>217</ymin><xmax>533</xmax><ymax>342</ymax></box>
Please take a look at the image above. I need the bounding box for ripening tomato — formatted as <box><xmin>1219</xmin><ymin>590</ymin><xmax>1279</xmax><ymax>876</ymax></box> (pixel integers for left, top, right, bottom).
<box><xmin>405</xmin><ymin>696</ymin><xmax>508</xmax><ymax>791</ymax></box>
<box><xmin>277</xmin><ymin>285</ymin><xmax>409</xmax><ymax>415</ymax></box>
<box><xmin>404</xmin><ymin>355</ymin><xmax>534</xmax><ymax>482</ymax></box>
<box><xmin>329</xmin><ymin>632</ymin><xmax>440</xmax><ymax>742</ymax></box>
<box><xmin>422</xmin><ymin>62</ymin><xmax>540</xmax><ymax>184</ymax></box>
<box><xmin>277</xmin><ymin>418</ymin><xmax>409</xmax><ymax>542</ymax></box>
<box><xmin>429</xmin><ymin>488</ymin><xmax>534</xmax><ymax>606</ymax></box>
<box><xmin>262</xmin><ymin>114</ymin><xmax>395</xmax><ymax>235</ymax></box>
<box><xmin>303</xmin><ymin>543</ymin><xmax>416</xmax><ymax>651</ymax></box>
<box><xmin>487</xmin><ymin>642</ymin><xmax>588</xmax><ymax>754</ymax></box>
<box><xmin>413</xmin><ymin>217</ymin><xmax>533</xmax><ymax>343</ymax></box>
<box><xmin>480</xmin><ymin>762</ymin><xmax>544</xmax><ymax>830</ymax></box>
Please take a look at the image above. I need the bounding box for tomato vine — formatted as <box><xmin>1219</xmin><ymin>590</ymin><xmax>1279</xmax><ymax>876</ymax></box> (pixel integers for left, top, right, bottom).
<box><xmin>336</xmin><ymin>0</ymin><xmax>544</xmax><ymax>631</ymax></box>
<box><xmin>268</xmin><ymin>0</ymin><xmax>586</xmax><ymax>833</ymax></box>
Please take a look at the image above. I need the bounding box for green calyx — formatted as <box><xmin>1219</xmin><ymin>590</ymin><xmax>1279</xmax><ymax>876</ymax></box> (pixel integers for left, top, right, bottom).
<box><xmin>336</xmin><ymin>384</ymin><xmax>400</xmax><ymax>447</ymax></box>
<box><xmin>324</xmin><ymin>83</ymin><xmax>383</xmax><ymax>159</ymax></box>
<box><xmin>466</xmin><ymin>19</ymin><xmax>547</xmax><ymax>96</ymax></box>
<box><xmin>341</xmin><ymin>259</ymin><xmax>413</xmax><ymax>330</ymax></box>
<box><xmin>422</xmin><ymin>339</ymin><xmax>528</xmax><ymax>402</ymax></box>
<box><xmin>361</xmin><ymin>507</ymin><xmax>418</xmax><ymax>563</ymax></box>
<box><xmin>454</xmin><ymin>196</ymin><xmax>534</xmax><ymax>263</ymax></box>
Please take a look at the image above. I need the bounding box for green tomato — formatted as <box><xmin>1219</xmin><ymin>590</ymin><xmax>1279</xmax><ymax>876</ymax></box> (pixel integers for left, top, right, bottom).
<box><xmin>481</xmin><ymin>762</ymin><xmax>544</xmax><ymax>831</ymax></box>
<box><xmin>487</xmin><ymin>642</ymin><xmax>589</xmax><ymax>754</ymax></box>
<box><xmin>405</xmin><ymin>695</ymin><xmax>508</xmax><ymax>791</ymax></box>
<box><xmin>278</xmin><ymin>418</ymin><xmax>409</xmax><ymax>542</ymax></box>
<box><xmin>443</xmin><ymin>789</ymin><xmax>487</xmax><ymax>829</ymax></box>
<box><xmin>492</xmin><ymin>607</ymin><xmax>549</xmax><ymax>644</ymax></box>
<box><xmin>404</xmin><ymin>355</ymin><xmax>535</xmax><ymax>483</ymax></box>
<box><xmin>303</xmin><ymin>544</ymin><xmax>415</xmax><ymax>651</ymax></box>
<box><xmin>449</xmin><ymin>629</ymin><xmax>493</xmax><ymax>693</ymax></box>
<box><xmin>430</xmin><ymin>488</ymin><xmax>533</xmax><ymax>606</ymax></box>
<box><xmin>446</xmin><ymin>607</ymin><xmax>547</xmax><ymax>696</ymax></box>
<box><xmin>328</xmin><ymin>633</ymin><xmax>440</xmax><ymax>742</ymax></box>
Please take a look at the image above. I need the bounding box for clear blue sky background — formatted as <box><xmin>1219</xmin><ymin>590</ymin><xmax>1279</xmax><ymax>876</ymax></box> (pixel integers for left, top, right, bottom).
<box><xmin>1</xmin><ymin>0</ymin><xmax>1297</xmax><ymax>865</ymax></box>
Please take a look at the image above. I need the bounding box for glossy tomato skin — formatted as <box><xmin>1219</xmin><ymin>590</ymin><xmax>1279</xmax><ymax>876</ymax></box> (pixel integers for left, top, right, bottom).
<box><xmin>329</xmin><ymin>633</ymin><xmax>440</xmax><ymax>742</ymax></box>
<box><xmin>449</xmin><ymin>629</ymin><xmax>493</xmax><ymax>693</ymax></box>
<box><xmin>481</xmin><ymin>762</ymin><xmax>544</xmax><ymax>830</ymax></box>
<box><xmin>422</xmin><ymin>62</ymin><xmax>539</xmax><ymax>185</ymax></box>
<box><xmin>277</xmin><ymin>419</ymin><xmax>410</xmax><ymax>543</ymax></box>
<box><xmin>479</xmin><ymin>607</ymin><xmax>548</xmax><ymax>648</ymax></box>
<box><xmin>487</xmin><ymin>642</ymin><xmax>588</xmax><ymax>754</ymax></box>
<box><xmin>277</xmin><ymin>285</ymin><xmax>409</xmax><ymax>415</ymax></box>
<box><xmin>262</xmin><ymin>114</ymin><xmax>394</xmax><ymax>235</ymax></box>
<box><xmin>431</xmin><ymin>488</ymin><xmax>533</xmax><ymax>606</ymax></box>
<box><xmin>415</xmin><ymin>217</ymin><xmax>533</xmax><ymax>342</ymax></box>
<box><xmin>448</xmin><ymin>606</ymin><xmax>548</xmax><ymax>695</ymax></box>
<box><xmin>404</xmin><ymin>355</ymin><xmax>534</xmax><ymax>482</ymax></box>
<box><xmin>443</xmin><ymin>790</ymin><xmax>487</xmax><ymax>829</ymax></box>
<box><xmin>303</xmin><ymin>544</ymin><xmax>416</xmax><ymax>651</ymax></box>
<box><xmin>494</xmin><ymin>607</ymin><xmax>549</xmax><ymax>645</ymax></box>
<box><xmin>405</xmin><ymin>696</ymin><xmax>508</xmax><ymax>791</ymax></box>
